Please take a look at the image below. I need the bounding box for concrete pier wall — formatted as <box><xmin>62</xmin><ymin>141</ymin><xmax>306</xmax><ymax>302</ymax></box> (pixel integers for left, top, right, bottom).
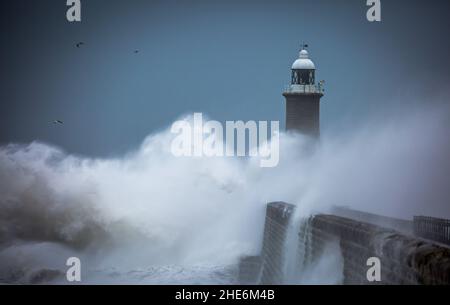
<box><xmin>259</xmin><ymin>202</ymin><xmax>295</xmax><ymax>284</ymax></box>
<box><xmin>245</xmin><ymin>202</ymin><xmax>450</xmax><ymax>285</ymax></box>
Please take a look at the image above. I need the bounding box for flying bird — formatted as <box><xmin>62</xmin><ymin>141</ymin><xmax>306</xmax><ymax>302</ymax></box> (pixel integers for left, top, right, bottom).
<box><xmin>134</xmin><ymin>50</ymin><xmax>139</xmax><ymax>54</ymax></box>
<box><xmin>53</xmin><ymin>120</ymin><xmax>64</xmax><ymax>125</ymax></box>
<box><xmin>76</xmin><ymin>42</ymin><xmax>84</xmax><ymax>48</ymax></box>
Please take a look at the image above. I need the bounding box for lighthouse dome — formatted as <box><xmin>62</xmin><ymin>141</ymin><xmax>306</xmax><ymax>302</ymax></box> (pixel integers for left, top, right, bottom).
<box><xmin>292</xmin><ymin>49</ymin><xmax>316</xmax><ymax>70</ymax></box>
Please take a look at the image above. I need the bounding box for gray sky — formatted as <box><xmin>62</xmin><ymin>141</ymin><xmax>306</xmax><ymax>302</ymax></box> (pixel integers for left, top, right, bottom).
<box><xmin>1</xmin><ymin>0</ymin><xmax>450</xmax><ymax>156</ymax></box>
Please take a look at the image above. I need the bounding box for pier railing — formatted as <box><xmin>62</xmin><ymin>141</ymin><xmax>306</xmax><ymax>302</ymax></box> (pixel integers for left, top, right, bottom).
<box><xmin>414</xmin><ymin>216</ymin><xmax>450</xmax><ymax>245</ymax></box>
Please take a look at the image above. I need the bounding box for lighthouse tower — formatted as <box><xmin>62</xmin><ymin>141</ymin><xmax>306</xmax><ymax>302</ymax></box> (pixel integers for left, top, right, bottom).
<box><xmin>283</xmin><ymin>46</ymin><xmax>324</xmax><ymax>137</ymax></box>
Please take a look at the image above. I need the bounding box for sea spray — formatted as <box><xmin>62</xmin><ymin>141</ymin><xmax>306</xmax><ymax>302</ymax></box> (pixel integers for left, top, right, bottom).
<box><xmin>0</xmin><ymin>105</ymin><xmax>449</xmax><ymax>284</ymax></box>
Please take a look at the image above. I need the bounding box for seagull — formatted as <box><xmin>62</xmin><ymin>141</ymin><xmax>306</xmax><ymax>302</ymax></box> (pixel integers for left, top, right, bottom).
<box><xmin>76</xmin><ymin>42</ymin><xmax>84</xmax><ymax>48</ymax></box>
<box><xmin>53</xmin><ymin>120</ymin><xmax>64</xmax><ymax>125</ymax></box>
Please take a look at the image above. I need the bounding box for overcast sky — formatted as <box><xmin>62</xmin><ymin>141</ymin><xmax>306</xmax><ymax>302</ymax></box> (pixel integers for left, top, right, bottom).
<box><xmin>1</xmin><ymin>0</ymin><xmax>450</xmax><ymax>156</ymax></box>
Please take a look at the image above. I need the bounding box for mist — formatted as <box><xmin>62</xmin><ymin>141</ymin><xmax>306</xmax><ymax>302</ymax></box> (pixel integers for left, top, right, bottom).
<box><xmin>0</xmin><ymin>102</ymin><xmax>449</xmax><ymax>284</ymax></box>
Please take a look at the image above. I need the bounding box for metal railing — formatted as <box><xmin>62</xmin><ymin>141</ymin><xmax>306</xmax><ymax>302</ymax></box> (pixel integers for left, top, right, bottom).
<box><xmin>284</xmin><ymin>84</ymin><xmax>325</xmax><ymax>94</ymax></box>
<box><xmin>414</xmin><ymin>216</ymin><xmax>450</xmax><ymax>245</ymax></box>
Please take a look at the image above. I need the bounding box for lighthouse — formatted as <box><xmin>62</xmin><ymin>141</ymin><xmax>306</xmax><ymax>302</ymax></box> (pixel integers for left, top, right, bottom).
<box><xmin>283</xmin><ymin>46</ymin><xmax>324</xmax><ymax>137</ymax></box>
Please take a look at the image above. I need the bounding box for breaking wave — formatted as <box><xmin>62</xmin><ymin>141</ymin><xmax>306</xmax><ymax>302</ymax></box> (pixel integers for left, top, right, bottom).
<box><xmin>1</xmin><ymin>106</ymin><xmax>449</xmax><ymax>284</ymax></box>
